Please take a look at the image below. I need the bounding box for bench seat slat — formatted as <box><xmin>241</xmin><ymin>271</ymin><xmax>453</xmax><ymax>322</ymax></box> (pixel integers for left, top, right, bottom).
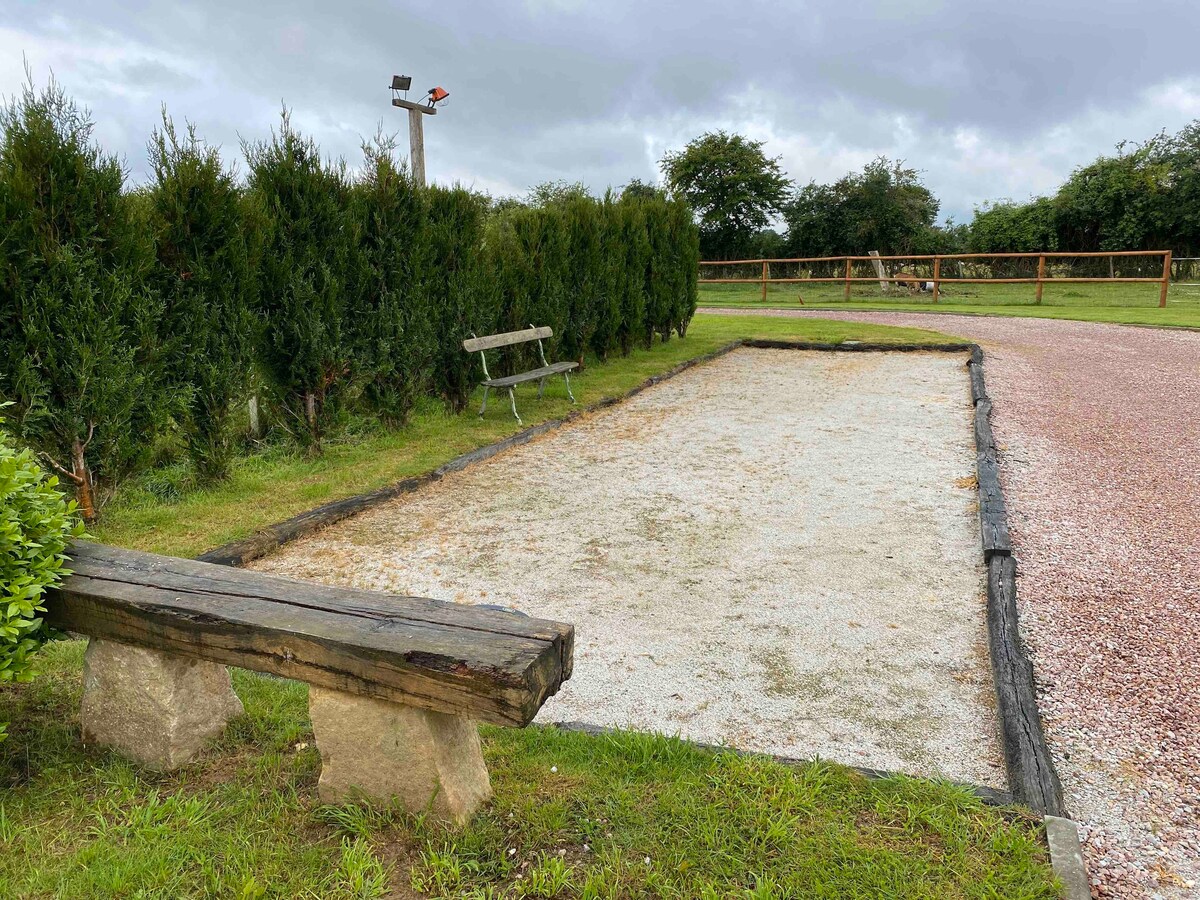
<box><xmin>463</xmin><ymin>327</ymin><xmax>553</xmax><ymax>353</ymax></box>
<box><xmin>483</xmin><ymin>361</ymin><xmax>578</xmax><ymax>389</ymax></box>
<box><xmin>45</xmin><ymin>542</ymin><xmax>574</xmax><ymax>727</ymax></box>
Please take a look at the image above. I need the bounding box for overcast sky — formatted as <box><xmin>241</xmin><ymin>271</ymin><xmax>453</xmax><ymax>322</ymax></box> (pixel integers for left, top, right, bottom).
<box><xmin>5</xmin><ymin>0</ymin><xmax>1200</xmax><ymax>223</ymax></box>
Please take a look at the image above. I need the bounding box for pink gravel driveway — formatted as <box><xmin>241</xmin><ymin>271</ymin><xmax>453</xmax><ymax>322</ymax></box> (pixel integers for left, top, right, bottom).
<box><xmin>702</xmin><ymin>309</ymin><xmax>1200</xmax><ymax>899</ymax></box>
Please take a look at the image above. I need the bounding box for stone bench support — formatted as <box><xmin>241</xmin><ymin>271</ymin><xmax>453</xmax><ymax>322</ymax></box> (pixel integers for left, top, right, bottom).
<box><xmin>308</xmin><ymin>685</ymin><xmax>493</xmax><ymax>824</ymax></box>
<box><xmin>80</xmin><ymin>638</ymin><xmax>243</xmax><ymax>770</ymax></box>
<box><xmin>77</xmin><ymin>639</ymin><xmax>493</xmax><ymax>825</ymax></box>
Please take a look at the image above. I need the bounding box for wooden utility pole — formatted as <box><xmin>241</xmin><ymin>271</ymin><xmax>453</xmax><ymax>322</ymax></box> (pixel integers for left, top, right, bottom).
<box><xmin>391</xmin><ymin>96</ymin><xmax>436</xmax><ymax>186</ymax></box>
<box><xmin>408</xmin><ymin>108</ymin><xmax>426</xmax><ymax>185</ymax></box>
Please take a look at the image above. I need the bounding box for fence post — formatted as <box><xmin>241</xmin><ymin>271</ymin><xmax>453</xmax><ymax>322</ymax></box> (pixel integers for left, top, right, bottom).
<box><xmin>761</xmin><ymin>260</ymin><xmax>768</xmax><ymax>303</ymax></box>
<box><xmin>844</xmin><ymin>257</ymin><xmax>852</xmax><ymax>300</ymax></box>
<box><xmin>1036</xmin><ymin>255</ymin><xmax>1046</xmax><ymax>305</ymax></box>
<box><xmin>932</xmin><ymin>257</ymin><xmax>941</xmax><ymax>304</ymax></box>
<box><xmin>1161</xmin><ymin>251</ymin><xmax>1172</xmax><ymax>307</ymax></box>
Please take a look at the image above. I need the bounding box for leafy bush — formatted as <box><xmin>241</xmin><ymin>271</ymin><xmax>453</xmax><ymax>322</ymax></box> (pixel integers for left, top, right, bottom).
<box><xmin>0</xmin><ymin>419</ymin><xmax>85</xmax><ymax>729</ymax></box>
<box><xmin>146</xmin><ymin>113</ymin><xmax>257</xmax><ymax>480</ymax></box>
<box><xmin>0</xmin><ymin>78</ymin><xmax>171</xmax><ymax>521</ymax></box>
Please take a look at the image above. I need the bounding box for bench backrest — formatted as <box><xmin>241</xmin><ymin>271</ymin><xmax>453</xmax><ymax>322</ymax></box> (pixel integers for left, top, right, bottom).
<box><xmin>45</xmin><ymin>541</ymin><xmax>574</xmax><ymax>727</ymax></box>
<box><xmin>462</xmin><ymin>326</ymin><xmax>552</xmax><ymax>353</ymax></box>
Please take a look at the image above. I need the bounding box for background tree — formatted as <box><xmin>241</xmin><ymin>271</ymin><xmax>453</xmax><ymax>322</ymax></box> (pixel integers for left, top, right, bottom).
<box><xmin>660</xmin><ymin>131</ymin><xmax>789</xmax><ymax>260</ymax></box>
<box><xmin>965</xmin><ymin>121</ymin><xmax>1200</xmax><ymax>259</ymax></box>
<box><xmin>968</xmin><ymin>198</ymin><xmax>1059</xmax><ymax>253</ymax></box>
<box><xmin>0</xmin><ymin>77</ymin><xmax>170</xmax><ymax>521</ymax></box>
<box><xmin>146</xmin><ymin>112</ymin><xmax>256</xmax><ymax>481</ymax></box>
<box><xmin>783</xmin><ymin>158</ymin><xmax>941</xmax><ymax>257</ymax></box>
<box><xmin>619</xmin><ymin>178</ymin><xmax>664</xmax><ymax>201</ymax></box>
<box><xmin>1053</xmin><ymin>135</ymin><xmax>1173</xmax><ymax>254</ymax></box>
<box><xmin>244</xmin><ymin>109</ymin><xmax>358</xmax><ymax>447</ymax></box>
<box><xmin>526</xmin><ymin>180</ymin><xmax>591</xmax><ymax>207</ymax></box>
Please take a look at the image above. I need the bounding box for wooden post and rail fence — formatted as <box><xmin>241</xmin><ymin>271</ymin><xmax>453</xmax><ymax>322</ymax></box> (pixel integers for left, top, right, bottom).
<box><xmin>700</xmin><ymin>250</ymin><xmax>1174</xmax><ymax>307</ymax></box>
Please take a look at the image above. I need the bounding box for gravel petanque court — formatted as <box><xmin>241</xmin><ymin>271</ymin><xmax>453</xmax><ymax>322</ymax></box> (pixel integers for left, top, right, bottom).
<box><xmin>704</xmin><ymin>310</ymin><xmax>1200</xmax><ymax>899</ymax></box>
<box><xmin>253</xmin><ymin>348</ymin><xmax>1005</xmax><ymax>787</ymax></box>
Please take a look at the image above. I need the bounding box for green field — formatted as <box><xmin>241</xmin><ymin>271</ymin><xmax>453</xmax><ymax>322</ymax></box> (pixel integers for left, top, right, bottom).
<box><xmin>698</xmin><ymin>281</ymin><xmax>1200</xmax><ymax>328</ymax></box>
<box><xmin>0</xmin><ymin>313</ymin><xmax>1065</xmax><ymax>898</ymax></box>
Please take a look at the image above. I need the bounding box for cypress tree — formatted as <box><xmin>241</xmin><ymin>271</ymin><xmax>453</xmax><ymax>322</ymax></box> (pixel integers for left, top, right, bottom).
<box><xmin>643</xmin><ymin>200</ymin><xmax>674</xmax><ymax>343</ymax></box>
<box><xmin>589</xmin><ymin>193</ymin><xmax>625</xmax><ymax>360</ymax></box>
<box><xmin>244</xmin><ymin>109</ymin><xmax>357</xmax><ymax>447</ymax></box>
<box><xmin>0</xmin><ymin>78</ymin><xmax>168</xmax><ymax>521</ymax></box>
<box><xmin>353</xmin><ymin>134</ymin><xmax>433</xmax><ymax>425</ymax></box>
<box><xmin>425</xmin><ymin>185</ymin><xmax>493</xmax><ymax>411</ymax></box>
<box><xmin>614</xmin><ymin>199</ymin><xmax>650</xmax><ymax>351</ymax></box>
<box><xmin>561</xmin><ymin>195</ymin><xmax>602</xmax><ymax>366</ymax></box>
<box><xmin>670</xmin><ymin>198</ymin><xmax>701</xmax><ymax>337</ymax></box>
<box><xmin>146</xmin><ymin>113</ymin><xmax>256</xmax><ymax>480</ymax></box>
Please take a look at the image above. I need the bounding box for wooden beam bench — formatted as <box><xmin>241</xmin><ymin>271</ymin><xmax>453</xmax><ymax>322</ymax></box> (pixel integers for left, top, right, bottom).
<box><xmin>464</xmin><ymin>326</ymin><xmax>577</xmax><ymax>424</ymax></box>
<box><xmin>44</xmin><ymin>541</ymin><xmax>574</xmax><ymax>823</ymax></box>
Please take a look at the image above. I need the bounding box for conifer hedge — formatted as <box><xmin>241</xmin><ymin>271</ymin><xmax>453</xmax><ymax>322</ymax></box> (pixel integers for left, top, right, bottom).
<box><xmin>0</xmin><ymin>84</ymin><xmax>700</xmax><ymax>517</ymax></box>
<box><xmin>147</xmin><ymin>114</ymin><xmax>257</xmax><ymax>481</ymax></box>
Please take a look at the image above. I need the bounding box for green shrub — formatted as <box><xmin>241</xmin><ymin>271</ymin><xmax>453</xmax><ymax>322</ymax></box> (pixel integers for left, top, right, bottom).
<box><xmin>666</xmin><ymin>197</ymin><xmax>700</xmax><ymax>337</ymax></box>
<box><xmin>146</xmin><ymin>113</ymin><xmax>257</xmax><ymax>481</ymax></box>
<box><xmin>352</xmin><ymin>135</ymin><xmax>434</xmax><ymax>425</ymax></box>
<box><xmin>244</xmin><ymin>108</ymin><xmax>358</xmax><ymax>447</ymax></box>
<box><xmin>617</xmin><ymin>199</ymin><xmax>651</xmax><ymax>353</ymax></box>
<box><xmin>425</xmin><ymin>185</ymin><xmax>494</xmax><ymax>411</ymax></box>
<box><xmin>0</xmin><ymin>419</ymin><xmax>85</xmax><ymax>733</ymax></box>
<box><xmin>0</xmin><ymin>77</ymin><xmax>172</xmax><ymax>522</ymax></box>
<box><xmin>588</xmin><ymin>193</ymin><xmax>626</xmax><ymax>361</ymax></box>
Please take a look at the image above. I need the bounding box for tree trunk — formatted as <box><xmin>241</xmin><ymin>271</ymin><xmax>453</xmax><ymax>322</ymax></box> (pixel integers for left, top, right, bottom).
<box><xmin>304</xmin><ymin>391</ymin><xmax>320</xmax><ymax>449</ymax></box>
<box><xmin>71</xmin><ymin>437</ymin><xmax>97</xmax><ymax>524</ymax></box>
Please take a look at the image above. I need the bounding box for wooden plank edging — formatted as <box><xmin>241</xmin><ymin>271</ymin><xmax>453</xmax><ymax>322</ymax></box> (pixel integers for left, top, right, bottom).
<box><xmin>967</xmin><ymin>348</ymin><xmax>1068</xmax><ymax>821</ymax></box>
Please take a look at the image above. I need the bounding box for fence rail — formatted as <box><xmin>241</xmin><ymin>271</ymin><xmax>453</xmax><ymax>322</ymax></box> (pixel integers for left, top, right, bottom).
<box><xmin>700</xmin><ymin>250</ymin><xmax>1173</xmax><ymax>307</ymax></box>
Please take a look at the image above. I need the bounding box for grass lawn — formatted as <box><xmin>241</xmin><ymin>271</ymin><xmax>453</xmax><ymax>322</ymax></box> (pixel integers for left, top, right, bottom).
<box><xmin>0</xmin><ymin>641</ymin><xmax>1059</xmax><ymax>899</ymax></box>
<box><xmin>698</xmin><ymin>281</ymin><xmax>1200</xmax><ymax>328</ymax></box>
<box><xmin>1</xmin><ymin>312</ymin><xmax>1062</xmax><ymax>898</ymax></box>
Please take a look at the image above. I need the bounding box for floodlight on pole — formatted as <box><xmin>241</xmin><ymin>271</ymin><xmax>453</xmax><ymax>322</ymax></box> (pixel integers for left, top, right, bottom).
<box><xmin>390</xmin><ymin>73</ymin><xmax>446</xmax><ymax>186</ymax></box>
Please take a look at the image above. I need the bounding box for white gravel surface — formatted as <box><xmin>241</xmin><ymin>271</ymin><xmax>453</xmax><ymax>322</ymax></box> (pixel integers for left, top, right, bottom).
<box><xmin>254</xmin><ymin>348</ymin><xmax>1005</xmax><ymax>787</ymax></box>
<box><xmin>702</xmin><ymin>309</ymin><xmax>1200</xmax><ymax>900</ymax></box>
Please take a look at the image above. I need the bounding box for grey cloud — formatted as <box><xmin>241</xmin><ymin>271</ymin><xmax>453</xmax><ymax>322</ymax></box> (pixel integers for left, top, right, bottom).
<box><xmin>4</xmin><ymin>0</ymin><xmax>1200</xmax><ymax>221</ymax></box>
